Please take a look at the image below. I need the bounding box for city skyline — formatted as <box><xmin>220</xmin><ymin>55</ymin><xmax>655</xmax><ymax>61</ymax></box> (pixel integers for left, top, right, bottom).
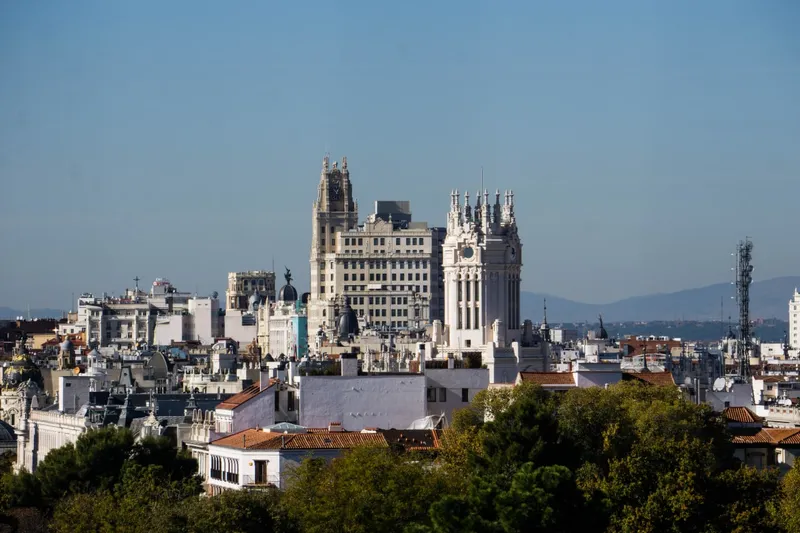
<box><xmin>2</xmin><ymin>1</ymin><xmax>799</xmax><ymax>309</ymax></box>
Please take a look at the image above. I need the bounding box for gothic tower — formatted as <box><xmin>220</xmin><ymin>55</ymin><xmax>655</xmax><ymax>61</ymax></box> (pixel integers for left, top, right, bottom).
<box><xmin>442</xmin><ymin>189</ymin><xmax>522</xmax><ymax>349</ymax></box>
<box><xmin>308</xmin><ymin>156</ymin><xmax>358</xmax><ymax>334</ymax></box>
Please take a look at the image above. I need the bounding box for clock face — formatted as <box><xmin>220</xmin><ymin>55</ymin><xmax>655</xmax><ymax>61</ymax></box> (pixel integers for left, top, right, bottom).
<box><xmin>462</xmin><ymin>247</ymin><xmax>474</xmax><ymax>259</ymax></box>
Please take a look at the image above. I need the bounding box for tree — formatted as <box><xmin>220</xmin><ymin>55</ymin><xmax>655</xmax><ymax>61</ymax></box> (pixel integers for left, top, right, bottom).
<box><xmin>185</xmin><ymin>489</ymin><xmax>293</xmax><ymax>533</ymax></box>
<box><xmin>50</xmin><ymin>463</ymin><xmax>200</xmax><ymax>533</ymax></box>
<box><xmin>35</xmin><ymin>426</ymin><xmax>135</xmax><ymax>503</ymax></box>
<box><xmin>779</xmin><ymin>460</ymin><xmax>800</xmax><ymax>532</ymax></box>
<box><xmin>283</xmin><ymin>447</ymin><xmax>448</xmax><ymax>533</ymax></box>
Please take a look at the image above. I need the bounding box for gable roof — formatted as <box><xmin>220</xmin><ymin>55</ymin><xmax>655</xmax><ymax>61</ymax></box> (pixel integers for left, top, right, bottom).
<box><xmin>210</xmin><ymin>428</ymin><xmax>388</xmax><ymax>450</ymax></box>
<box><xmin>622</xmin><ymin>371</ymin><xmax>676</xmax><ymax>387</ymax></box>
<box><xmin>518</xmin><ymin>372</ymin><xmax>575</xmax><ymax>386</ymax></box>
<box><xmin>722</xmin><ymin>406</ymin><xmax>763</xmax><ymax>424</ymax></box>
<box><xmin>216</xmin><ymin>380</ymin><xmax>276</xmax><ymax>411</ymax></box>
<box><xmin>733</xmin><ymin>428</ymin><xmax>800</xmax><ymax>445</ymax></box>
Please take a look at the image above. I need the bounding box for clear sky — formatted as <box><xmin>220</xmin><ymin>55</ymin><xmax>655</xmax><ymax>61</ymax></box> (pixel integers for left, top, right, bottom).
<box><xmin>1</xmin><ymin>1</ymin><xmax>798</xmax><ymax>310</ymax></box>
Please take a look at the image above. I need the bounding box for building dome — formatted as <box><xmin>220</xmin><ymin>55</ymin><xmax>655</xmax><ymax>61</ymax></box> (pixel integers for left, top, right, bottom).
<box><xmin>337</xmin><ymin>297</ymin><xmax>360</xmax><ymax>339</ymax></box>
<box><xmin>278</xmin><ymin>268</ymin><xmax>298</xmax><ymax>303</ymax></box>
<box><xmin>0</xmin><ymin>420</ymin><xmax>16</xmax><ymax>444</ymax></box>
<box><xmin>279</xmin><ymin>283</ymin><xmax>298</xmax><ymax>303</ymax></box>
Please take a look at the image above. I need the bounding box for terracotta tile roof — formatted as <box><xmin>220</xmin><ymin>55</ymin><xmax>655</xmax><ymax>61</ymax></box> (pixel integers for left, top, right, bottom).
<box><xmin>518</xmin><ymin>372</ymin><xmax>575</xmax><ymax>386</ymax></box>
<box><xmin>211</xmin><ymin>428</ymin><xmax>389</xmax><ymax>450</ymax></box>
<box><xmin>733</xmin><ymin>428</ymin><xmax>800</xmax><ymax>445</ymax></box>
<box><xmin>216</xmin><ymin>380</ymin><xmax>276</xmax><ymax>410</ymax></box>
<box><xmin>381</xmin><ymin>429</ymin><xmax>442</xmax><ymax>450</ymax></box>
<box><xmin>622</xmin><ymin>371</ymin><xmax>676</xmax><ymax>387</ymax></box>
<box><xmin>753</xmin><ymin>375</ymin><xmax>788</xmax><ymax>383</ymax></box>
<box><xmin>722</xmin><ymin>407</ymin><xmax>763</xmax><ymax>424</ymax></box>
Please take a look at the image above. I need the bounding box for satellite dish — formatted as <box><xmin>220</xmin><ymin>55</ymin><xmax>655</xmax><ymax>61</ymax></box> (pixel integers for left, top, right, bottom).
<box><xmin>73</xmin><ymin>367</ymin><xmax>81</xmax><ymax>375</ymax></box>
<box><xmin>712</xmin><ymin>377</ymin><xmax>726</xmax><ymax>392</ymax></box>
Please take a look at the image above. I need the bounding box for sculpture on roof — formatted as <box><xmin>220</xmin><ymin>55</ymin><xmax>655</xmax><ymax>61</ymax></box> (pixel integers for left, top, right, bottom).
<box><xmin>284</xmin><ymin>267</ymin><xmax>292</xmax><ymax>285</ymax></box>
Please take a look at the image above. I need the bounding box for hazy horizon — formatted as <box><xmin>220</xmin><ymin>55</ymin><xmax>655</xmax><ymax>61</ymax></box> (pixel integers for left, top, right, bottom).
<box><xmin>2</xmin><ymin>1</ymin><xmax>799</xmax><ymax>309</ymax></box>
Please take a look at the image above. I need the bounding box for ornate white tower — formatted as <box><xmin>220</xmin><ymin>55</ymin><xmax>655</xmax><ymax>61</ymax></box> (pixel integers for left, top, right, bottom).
<box><xmin>442</xmin><ymin>189</ymin><xmax>522</xmax><ymax>349</ymax></box>
<box><xmin>308</xmin><ymin>156</ymin><xmax>358</xmax><ymax>334</ymax></box>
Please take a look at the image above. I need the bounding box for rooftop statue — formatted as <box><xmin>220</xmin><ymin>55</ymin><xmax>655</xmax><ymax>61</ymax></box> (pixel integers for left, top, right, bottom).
<box><xmin>284</xmin><ymin>267</ymin><xmax>292</xmax><ymax>285</ymax></box>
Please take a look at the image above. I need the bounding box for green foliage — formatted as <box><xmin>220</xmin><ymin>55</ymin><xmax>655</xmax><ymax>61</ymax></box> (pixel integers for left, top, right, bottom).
<box><xmin>1</xmin><ymin>382</ymin><xmax>794</xmax><ymax>532</ymax></box>
<box><xmin>184</xmin><ymin>489</ymin><xmax>292</xmax><ymax>533</ymax></box>
<box><xmin>779</xmin><ymin>461</ymin><xmax>800</xmax><ymax>532</ymax></box>
<box><xmin>282</xmin><ymin>447</ymin><xmax>449</xmax><ymax>533</ymax></box>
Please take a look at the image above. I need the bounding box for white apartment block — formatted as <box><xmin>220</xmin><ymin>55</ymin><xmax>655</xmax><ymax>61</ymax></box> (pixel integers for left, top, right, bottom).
<box><xmin>307</xmin><ymin>156</ymin><xmax>445</xmax><ymax>336</ymax></box>
<box><xmin>791</xmin><ymin>289</ymin><xmax>800</xmax><ymax>350</ymax></box>
<box><xmin>79</xmin><ymin>278</ymin><xmax>221</xmax><ymax>349</ymax></box>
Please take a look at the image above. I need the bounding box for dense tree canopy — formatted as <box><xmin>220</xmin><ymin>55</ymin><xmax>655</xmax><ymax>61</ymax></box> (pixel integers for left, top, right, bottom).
<box><xmin>2</xmin><ymin>383</ymin><xmax>799</xmax><ymax>532</ymax></box>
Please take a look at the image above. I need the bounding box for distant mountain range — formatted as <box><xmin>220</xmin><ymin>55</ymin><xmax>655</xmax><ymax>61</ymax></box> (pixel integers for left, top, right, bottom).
<box><xmin>521</xmin><ymin>276</ymin><xmax>800</xmax><ymax>323</ymax></box>
<box><xmin>3</xmin><ymin>276</ymin><xmax>798</xmax><ymax>323</ymax></box>
<box><xmin>0</xmin><ymin>307</ymin><xmax>65</xmax><ymax>320</ymax></box>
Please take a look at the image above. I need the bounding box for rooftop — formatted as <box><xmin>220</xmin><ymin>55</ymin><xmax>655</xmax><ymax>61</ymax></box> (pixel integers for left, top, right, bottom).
<box><xmin>216</xmin><ymin>380</ymin><xmax>277</xmax><ymax>410</ymax></box>
<box><xmin>518</xmin><ymin>372</ymin><xmax>575</xmax><ymax>386</ymax></box>
<box><xmin>622</xmin><ymin>371</ymin><xmax>676</xmax><ymax>387</ymax></box>
<box><xmin>211</xmin><ymin>428</ymin><xmax>389</xmax><ymax>450</ymax></box>
<box><xmin>722</xmin><ymin>406</ymin><xmax>763</xmax><ymax>424</ymax></box>
<box><xmin>733</xmin><ymin>428</ymin><xmax>800</xmax><ymax>445</ymax></box>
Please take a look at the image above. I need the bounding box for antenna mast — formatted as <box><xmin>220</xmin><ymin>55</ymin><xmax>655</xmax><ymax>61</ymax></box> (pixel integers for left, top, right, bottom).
<box><xmin>735</xmin><ymin>238</ymin><xmax>754</xmax><ymax>379</ymax></box>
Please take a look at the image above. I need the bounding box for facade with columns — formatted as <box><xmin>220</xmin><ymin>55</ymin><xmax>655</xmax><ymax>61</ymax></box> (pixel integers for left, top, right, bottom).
<box><xmin>435</xmin><ymin>188</ymin><xmax>548</xmax><ymax>383</ymax></box>
<box><xmin>443</xmin><ymin>189</ymin><xmax>522</xmax><ymax>349</ymax></box>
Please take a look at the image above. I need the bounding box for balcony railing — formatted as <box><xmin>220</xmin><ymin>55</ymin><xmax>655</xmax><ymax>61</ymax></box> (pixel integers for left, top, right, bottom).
<box><xmin>240</xmin><ymin>474</ymin><xmax>281</xmax><ymax>487</ymax></box>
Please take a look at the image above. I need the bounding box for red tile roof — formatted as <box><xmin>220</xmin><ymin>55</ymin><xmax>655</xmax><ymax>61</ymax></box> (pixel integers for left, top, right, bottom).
<box><xmin>518</xmin><ymin>372</ymin><xmax>575</xmax><ymax>386</ymax></box>
<box><xmin>732</xmin><ymin>428</ymin><xmax>800</xmax><ymax>445</ymax></box>
<box><xmin>216</xmin><ymin>380</ymin><xmax>276</xmax><ymax>410</ymax></box>
<box><xmin>722</xmin><ymin>407</ymin><xmax>763</xmax><ymax>424</ymax></box>
<box><xmin>211</xmin><ymin>428</ymin><xmax>389</xmax><ymax>450</ymax></box>
<box><xmin>753</xmin><ymin>375</ymin><xmax>788</xmax><ymax>383</ymax></box>
<box><xmin>622</xmin><ymin>371</ymin><xmax>676</xmax><ymax>387</ymax></box>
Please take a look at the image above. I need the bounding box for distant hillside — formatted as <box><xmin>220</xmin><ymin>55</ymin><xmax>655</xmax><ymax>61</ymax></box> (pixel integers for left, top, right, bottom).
<box><xmin>0</xmin><ymin>307</ymin><xmax>65</xmax><ymax>320</ymax></box>
<box><xmin>522</xmin><ymin>276</ymin><xmax>800</xmax><ymax>323</ymax></box>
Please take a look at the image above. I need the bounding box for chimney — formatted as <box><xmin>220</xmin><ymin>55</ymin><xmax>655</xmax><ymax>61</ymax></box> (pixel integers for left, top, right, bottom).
<box><xmin>341</xmin><ymin>351</ymin><xmax>358</xmax><ymax>377</ymax></box>
<box><xmin>328</xmin><ymin>422</ymin><xmax>343</xmax><ymax>432</ymax></box>
<box><xmin>447</xmin><ymin>357</ymin><xmax>454</xmax><ymax>370</ymax></box>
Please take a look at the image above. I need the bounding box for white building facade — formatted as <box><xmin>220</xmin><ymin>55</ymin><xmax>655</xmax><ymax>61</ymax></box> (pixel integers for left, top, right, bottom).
<box><xmin>791</xmin><ymin>289</ymin><xmax>800</xmax><ymax>350</ymax></box>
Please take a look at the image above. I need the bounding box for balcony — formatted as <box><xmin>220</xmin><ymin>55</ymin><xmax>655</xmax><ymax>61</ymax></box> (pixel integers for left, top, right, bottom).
<box><xmin>241</xmin><ymin>474</ymin><xmax>281</xmax><ymax>488</ymax></box>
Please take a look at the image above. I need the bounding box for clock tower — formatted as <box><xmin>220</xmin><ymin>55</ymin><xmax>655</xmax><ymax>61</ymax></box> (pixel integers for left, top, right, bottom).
<box><xmin>442</xmin><ymin>189</ymin><xmax>522</xmax><ymax>349</ymax></box>
<box><xmin>308</xmin><ymin>156</ymin><xmax>358</xmax><ymax>334</ymax></box>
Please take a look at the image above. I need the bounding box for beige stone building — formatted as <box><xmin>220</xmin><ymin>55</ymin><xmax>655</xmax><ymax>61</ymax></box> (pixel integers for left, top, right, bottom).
<box><xmin>307</xmin><ymin>156</ymin><xmax>445</xmax><ymax>337</ymax></box>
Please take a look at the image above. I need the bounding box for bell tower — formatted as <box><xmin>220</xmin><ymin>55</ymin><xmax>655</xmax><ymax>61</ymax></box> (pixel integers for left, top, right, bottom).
<box><xmin>308</xmin><ymin>155</ymin><xmax>358</xmax><ymax>334</ymax></box>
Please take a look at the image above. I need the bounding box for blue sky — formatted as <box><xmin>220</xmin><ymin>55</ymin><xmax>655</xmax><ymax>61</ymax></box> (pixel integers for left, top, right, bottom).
<box><xmin>1</xmin><ymin>1</ymin><xmax>798</xmax><ymax>310</ymax></box>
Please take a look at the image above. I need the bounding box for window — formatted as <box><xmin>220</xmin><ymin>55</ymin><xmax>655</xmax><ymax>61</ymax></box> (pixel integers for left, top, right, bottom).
<box><xmin>380</xmin><ymin>237</ymin><xmax>385</xmax><ymax>245</ymax></box>
<box><xmin>345</xmin><ymin>238</ymin><xmax>350</xmax><ymax>245</ymax></box>
<box><xmin>358</xmin><ymin>238</ymin><xmax>363</xmax><ymax>245</ymax></box>
<box><xmin>288</xmin><ymin>391</ymin><xmax>295</xmax><ymax>411</ymax></box>
<box><xmin>439</xmin><ymin>388</ymin><xmax>447</xmax><ymax>402</ymax></box>
<box><xmin>412</xmin><ymin>238</ymin><xmax>417</xmax><ymax>245</ymax></box>
<box><xmin>427</xmin><ymin>388</ymin><xmax>437</xmax><ymax>402</ymax></box>
<box><xmin>374</xmin><ymin>238</ymin><xmax>378</xmax><ymax>245</ymax></box>
<box><xmin>344</xmin><ymin>273</ymin><xmax>349</xmax><ymax>281</ymax></box>
<box><xmin>406</xmin><ymin>238</ymin><xmax>411</xmax><ymax>245</ymax></box>
<box><xmin>462</xmin><ymin>388</ymin><xmax>469</xmax><ymax>402</ymax></box>
<box><xmin>396</xmin><ymin>238</ymin><xmax>400</xmax><ymax>245</ymax></box>
<box><xmin>275</xmin><ymin>391</ymin><xmax>280</xmax><ymax>411</ymax></box>
<box><xmin>419</xmin><ymin>238</ymin><xmax>424</xmax><ymax>246</ymax></box>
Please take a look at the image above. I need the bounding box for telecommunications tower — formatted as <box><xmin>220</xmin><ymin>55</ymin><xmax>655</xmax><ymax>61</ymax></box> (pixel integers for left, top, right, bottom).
<box><xmin>735</xmin><ymin>238</ymin><xmax>754</xmax><ymax>379</ymax></box>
